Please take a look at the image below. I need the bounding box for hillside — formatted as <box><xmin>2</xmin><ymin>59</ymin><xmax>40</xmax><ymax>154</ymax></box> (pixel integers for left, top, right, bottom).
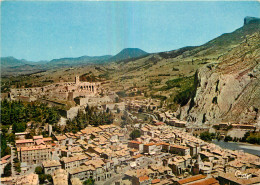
<box><xmin>0</xmin><ymin>48</ymin><xmax>147</xmax><ymax>76</ymax></box>
<box><xmin>2</xmin><ymin>17</ymin><xmax>260</xmax><ymax>125</ymax></box>
<box><xmin>48</xmin><ymin>55</ymin><xmax>112</xmax><ymax>67</ymax></box>
<box><xmin>108</xmin><ymin>48</ymin><xmax>148</xmax><ymax>62</ymax></box>
<box><xmin>1</xmin><ymin>57</ymin><xmax>29</xmax><ymax>68</ymax></box>
<box><xmin>179</xmin><ymin>32</ymin><xmax>260</xmax><ymax>125</ymax></box>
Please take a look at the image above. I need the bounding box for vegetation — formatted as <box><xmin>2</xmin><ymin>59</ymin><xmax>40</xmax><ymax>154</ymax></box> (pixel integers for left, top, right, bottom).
<box><xmin>130</xmin><ymin>130</ymin><xmax>141</xmax><ymax>140</ymax></box>
<box><xmin>175</xmin><ymin>72</ymin><xmax>199</xmax><ymax>107</ymax></box>
<box><xmin>35</xmin><ymin>166</ymin><xmax>43</xmax><ymax>174</ymax></box>
<box><xmin>165</xmin><ymin>72</ymin><xmax>199</xmax><ymax>110</ymax></box>
<box><xmin>151</xmin><ymin>94</ymin><xmax>167</xmax><ymax>101</ymax></box>
<box><xmin>1</xmin><ymin>100</ymin><xmax>60</xmax><ymax>129</ymax></box>
<box><xmin>246</xmin><ymin>133</ymin><xmax>260</xmax><ymax>144</ymax></box>
<box><xmin>13</xmin><ymin>157</ymin><xmax>21</xmax><ymax>173</ymax></box>
<box><xmin>39</xmin><ymin>174</ymin><xmax>53</xmax><ymax>184</ymax></box>
<box><xmin>1</xmin><ymin>133</ymin><xmax>11</xmax><ymax>157</ymax></box>
<box><xmin>3</xmin><ymin>162</ymin><xmax>12</xmax><ymax>177</ymax></box>
<box><xmin>83</xmin><ymin>178</ymin><xmax>95</xmax><ymax>185</ymax></box>
<box><xmin>240</xmin><ymin>132</ymin><xmax>260</xmax><ymax>144</ymax></box>
<box><xmin>224</xmin><ymin>135</ymin><xmax>233</xmax><ymax>142</ymax></box>
<box><xmin>116</xmin><ymin>91</ymin><xmax>127</xmax><ymax>98</ymax></box>
<box><xmin>200</xmin><ymin>131</ymin><xmax>215</xmax><ymax>141</ymax></box>
<box><xmin>64</xmin><ymin>105</ymin><xmax>113</xmax><ymax>133</ymax></box>
<box><xmin>35</xmin><ymin>166</ymin><xmax>53</xmax><ymax>184</ymax></box>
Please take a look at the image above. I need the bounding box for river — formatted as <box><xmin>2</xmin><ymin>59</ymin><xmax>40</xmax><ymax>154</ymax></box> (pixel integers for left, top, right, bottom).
<box><xmin>212</xmin><ymin>140</ymin><xmax>260</xmax><ymax>156</ymax></box>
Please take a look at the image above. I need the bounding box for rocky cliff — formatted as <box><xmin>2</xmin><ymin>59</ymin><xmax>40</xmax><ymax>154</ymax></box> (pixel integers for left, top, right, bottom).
<box><xmin>180</xmin><ymin>32</ymin><xmax>260</xmax><ymax>125</ymax></box>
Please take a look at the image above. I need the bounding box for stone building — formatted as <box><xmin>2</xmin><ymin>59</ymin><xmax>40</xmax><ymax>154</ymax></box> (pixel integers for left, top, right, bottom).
<box><xmin>42</xmin><ymin>160</ymin><xmax>62</xmax><ymax>175</ymax></box>
<box><xmin>60</xmin><ymin>155</ymin><xmax>88</xmax><ymax>170</ymax></box>
<box><xmin>17</xmin><ymin>145</ymin><xmax>52</xmax><ymax>165</ymax></box>
<box><xmin>10</xmin><ymin>75</ymin><xmax>101</xmax><ymax>101</ymax></box>
<box><xmin>52</xmin><ymin>169</ymin><xmax>68</xmax><ymax>185</ymax></box>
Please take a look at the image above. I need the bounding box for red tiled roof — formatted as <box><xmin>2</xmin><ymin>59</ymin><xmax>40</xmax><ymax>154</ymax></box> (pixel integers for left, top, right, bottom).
<box><xmin>139</xmin><ymin>175</ymin><xmax>149</xmax><ymax>182</ymax></box>
<box><xmin>152</xmin><ymin>179</ymin><xmax>160</xmax><ymax>184</ymax></box>
<box><xmin>144</xmin><ymin>143</ymin><xmax>155</xmax><ymax>146</ymax></box>
<box><xmin>129</xmin><ymin>140</ymin><xmax>142</xmax><ymax>144</ymax></box>
<box><xmin>189</xmin><ymin>178</ymin><xmax>219</xmax><ymax>185</ymax></box>
<box><xmin>155</xmin><ymin>122</ymin><xmax>165</xmax><ymax>125</ymax></box>
<box><xmin>177</xmin><ymin>174</ymin><xmax>206</xmax><ymax>184</ymax></box>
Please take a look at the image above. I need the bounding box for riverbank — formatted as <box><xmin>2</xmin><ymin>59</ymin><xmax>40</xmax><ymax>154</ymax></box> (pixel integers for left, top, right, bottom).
<box><xmin>212</xmin><ymin>140</ymin><xmax>260</xmax><ymax>157</ymax></box>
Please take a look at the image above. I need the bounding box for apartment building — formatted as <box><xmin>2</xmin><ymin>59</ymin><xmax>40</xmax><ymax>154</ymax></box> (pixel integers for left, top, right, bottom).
<box><xmin>17</xmin><ymin>145</ymin><xmax>52</xmax><ymax>165</ymax></box>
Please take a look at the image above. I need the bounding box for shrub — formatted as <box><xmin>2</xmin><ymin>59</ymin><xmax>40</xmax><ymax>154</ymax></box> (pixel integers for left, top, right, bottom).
<box><xmin>35</xmin><ymin>166</ymin><xmax>43</xmax><ymax>174</ymax></box>
<box><xmin>200</xmin><ymin>131</ymin><xmax>215</xmax><ymax>141</ymax></box>
<box><xmin>3</xmin><ymin>162</ymin><xmax>11</xmax><ymax>177</ymax></box>
<box><xmin>130</xmin><ymin>130</ymin><xmax>141</xmax><ymax>140</ymax></box>
<box><xmin>224</xmin><ymin>136</ymin><xmax>232</xmax><ymax>142</ymax></box>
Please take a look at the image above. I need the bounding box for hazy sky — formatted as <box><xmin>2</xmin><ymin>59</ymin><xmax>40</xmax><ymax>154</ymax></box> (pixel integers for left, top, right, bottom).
<box><xmin>1</xmin><ymin>1</ymin><xmax>260</xmax><ymax>61</ymax></box>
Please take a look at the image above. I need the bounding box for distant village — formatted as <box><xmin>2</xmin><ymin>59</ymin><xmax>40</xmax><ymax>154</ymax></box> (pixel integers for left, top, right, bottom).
<box><xmin>1</xmin><ymin>76</ymin><xmax>260</xmax><ymax>185</ymax></box>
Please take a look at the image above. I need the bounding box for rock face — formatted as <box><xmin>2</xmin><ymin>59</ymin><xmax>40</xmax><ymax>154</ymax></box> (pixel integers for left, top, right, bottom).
<box><xmin>181</xmin><ymin>32</ymin><xmax>260</xmax><ymax>125</ymax></box>
<box><xmin>244</xmin><ymin>16</ymin><xmax>260</xmax><ymax>25</ymax></box>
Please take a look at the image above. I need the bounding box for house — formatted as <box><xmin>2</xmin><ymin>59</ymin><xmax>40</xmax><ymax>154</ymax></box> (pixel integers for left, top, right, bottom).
<box><xmin>15</xmin><ymin>173</ymin><xmax>39</xmax><ymax>185</ymax></box>
<box><xmin>52</xmin><ymin>169</ymin><xmax>68</xmax><ymax>185</ymax></box>
<box><xmin>170</xmin><ymin>145</ymin><xmax>190</xmax><ymax>156</ymax></box>
<box><xmin>17</xmin><ymin>145</ymin><xmax>52</xmax><ymax>165</ymax></box>
<box><xmin>61</xmin><ymin>155</ymin><xmax>88</xmax><ymax>170</ymax></box>
<box><xmin>132</xmin><ymin>175</ymin><xmax>151</xmax><ymax>185</ymax></box>
<box><xmin>68</xmin><ymin>165</ymin><xmax>95</xmax><ymax>182</ymax></box>
<box><xmin>128</xmin><ymin>141</ymin><xmax>144</xmax><ymax>153</ymax></box>
<box><xmin>55</xmin><ymin>135</ymin><xmax>68</xmax><ymax>145</ymax></box>
<box><xmin>15</xmin><ymin>139</ymin><xmax>34</xmax><ymax>148</ymax></box>
<box><xmin>42</xmin><ymin>160</ymin><xmax>62</xmax><ymax>175</ymax></box>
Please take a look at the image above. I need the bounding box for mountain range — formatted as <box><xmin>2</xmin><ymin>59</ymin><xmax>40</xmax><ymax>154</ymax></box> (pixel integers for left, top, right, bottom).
<box><xmin>0</xmin><ymin>48</ymin><xmax>148</xmax><ymax>76</ymax></box>
<box><xmin>1</xmin><ymin>16</ymin><xmax>259</xmax><ymax>76</ymax></box>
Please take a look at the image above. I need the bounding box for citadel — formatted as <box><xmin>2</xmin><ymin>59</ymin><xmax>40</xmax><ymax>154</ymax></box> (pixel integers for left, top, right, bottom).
<box><xmin>10</xmin><ymin>76</ymin><xmax>101</xmax><ymax>102</ymax></box>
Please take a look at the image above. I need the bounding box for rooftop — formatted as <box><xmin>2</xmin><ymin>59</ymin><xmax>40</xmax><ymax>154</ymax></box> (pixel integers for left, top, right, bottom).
<box><xmin>42</xmin><ymin>160</ymin><xmax>61</xmax><ymax>168</ymax></box>
<box><xmin>177</xmin><ymin>174</ymin><xmax>206</xmax><ymax>184</ymax></box>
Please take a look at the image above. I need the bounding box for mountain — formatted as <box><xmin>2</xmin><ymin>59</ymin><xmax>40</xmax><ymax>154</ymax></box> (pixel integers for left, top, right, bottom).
<box><xmin>48</xmin><ymin>55</ymin><xmax>112</xmax><ymax>67</ymax></box>
<box><xmin>244</xmin><ymin>16</ymin><xmax>260</xmax><ymax>25</ymax></box>
<box><xmin>1</xmin><ymin>57</ymin><xmax>30</xmax><ymax>68</ymax></box>
<box><xmin>108</xmin><ymin>48</ymin><xmax>148</xmax><ymax>62</ymax></box>
<box><xmin>179</xmin><ymin>32</ymin><xmax>260</xmax><ymax>125</ymax></box>
<box><xmin>97</xmin><ymin>17</ymin><xmax>260</xmax><ymax>125</ymax></box>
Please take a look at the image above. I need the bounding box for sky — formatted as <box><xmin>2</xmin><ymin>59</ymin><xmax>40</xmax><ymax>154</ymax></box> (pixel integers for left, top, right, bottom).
<box><xmin>1</xmin><ymin>1</ymin><xmax>260</xmax><ymax>61</ymax></box>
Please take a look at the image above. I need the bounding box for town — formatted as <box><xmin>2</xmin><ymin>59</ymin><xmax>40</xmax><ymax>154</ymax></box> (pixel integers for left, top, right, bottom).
<box><xmin>1</xmin><ymin>76</ymin><xmax>260</xmax><ymax>185</ymax></box>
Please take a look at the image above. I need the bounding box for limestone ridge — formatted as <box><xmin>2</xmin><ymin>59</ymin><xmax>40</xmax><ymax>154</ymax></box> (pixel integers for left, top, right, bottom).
<box><xmin>180</xmin><ymin>32</ymin><xmax>260</xmax><ymax>125</ymax></box>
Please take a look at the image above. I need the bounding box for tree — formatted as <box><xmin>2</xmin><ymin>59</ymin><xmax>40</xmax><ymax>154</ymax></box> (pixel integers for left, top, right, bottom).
<box><xmin>46</xmin><ymin>174</ymin><xmax>53</xmax><ymax>184</ymax></box>
<box><xmin>35</xmin><ymin>166</ymin><xmax>43</xmax><ymax>174</ymax></box>
<box><xmin>84</xmin><ymin>178</ymin><xmax>95</xmax><ymax>185</ymax></box>
<box><xmin>12</xmin><ymin>122</ymin><xmax>27</xmax><ymax>133</ymax></box>
<box><xmin>130</xmin><ymin>130</ymin><xmax>141</xmax><ymax>140</ymax></box>
<box><xmin>200</xmin><ymin>131</ymin><xmax>214</xmax><ymax>141</ymax></box>
<box><xmin>3</xmin><ymin>162</ymin><xmax>11</xmax><ymax>177</ymax></box>
<box><xmin>224</xmin><ymin>136</ymin><xmax>232</xmax><ymax>142</ymax></box>
<box><xmin>39</xmin><ymin>174</ymin><xmax>46</xmax><ymax>184</ymax></box>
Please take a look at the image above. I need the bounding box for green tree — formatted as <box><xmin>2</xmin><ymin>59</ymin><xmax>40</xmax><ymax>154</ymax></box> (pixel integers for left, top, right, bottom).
<box><xmin>35</xmin><ymin>166</ymin><xmax>43</xmax><ymax>174</ymax></box>
<box><xmin>84</xmin><ymin>178</ymin><xmax>95</xmax><ymax>185</ymax></box>
<box><xmin>39</xmin><ymin>174</ymin><xmax>46</xmax><ymax>184</ymax></box>
<box><xmin>3</xmin><ymin>162</ymin><xmax>11</xmax><ymax>177</ymax></box>
<box><xmin>12</xmin><ymin>122</ymin><xmax>27</xmax><ymax>133</ymax></box>
<box><xmin>200</xmin><ymin>131</ymin><xmax>214</xmax><ymax>141</ymax></box>
<box><xmin>130</xmin><ymin>130</ymin><xmax>141</xmax><ymax>140</ymax></box>
<box><xmin>224</xmin><ymin>136</ymin><xmax>232</xmax><ymax>142</ymax></box>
